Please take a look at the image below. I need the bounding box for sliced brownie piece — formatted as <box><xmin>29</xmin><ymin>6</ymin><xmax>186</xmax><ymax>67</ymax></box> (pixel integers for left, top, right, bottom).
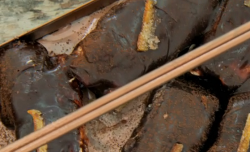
<box><xmin>0</xmin><ymin>42</ymin><xmax>83</xmax><ymax>151</ymax></box>
<box><xmin>197</xmin><ymin>0</ymin><xmax>250</xmax><ymax>87</ymax></box>
<box><xmin>123</xmin><ymin>80</ymin><xmax>219</xmax><ymax>152</ymax></box>
<box><xmin>0</xmin><ymin>42</ymin><xmax>48</xmax><ymax>128</ymax></box>
<box><xmin>209</xmin><ymin>93</ymin><xmax>250</xmax><ymax>152</ymax></box>
<box><xmin>67</xmin><ymin>0</ymin><xmax>219</xmax><ymax>95</ymax></box>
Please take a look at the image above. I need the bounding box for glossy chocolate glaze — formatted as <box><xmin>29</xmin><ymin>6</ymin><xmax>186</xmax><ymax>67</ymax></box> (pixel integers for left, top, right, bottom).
<box><xmin>209</xmin><ymin>93</ymin><xmax>250</xmax><ymax>152</ymax></box>
<box><xmin>0</xmin><ymin>42</ymin><xmax>82</xmax><ymax>151</ymax></box>
<box><xmin>13</xmin><ymin>66</ymin><xmax>81</xmax><ymax>152</ymax></box>
<box><xmin>236</xmin><ymin>80</ymin><xmax>250</xmax><ymax>94</ymax></box>
<box><xmin>0</xmin><ymin>42</ymin><xmax>48</xmax><ymax>128</ymax></box>
<box><xmin>67</xmin><ymin>0</ymin><xmax>219</xmax><ymax>94</ymax></box>
<box><xmin>123</xmin><ymin>80</ymin><xmax>219</xmax><ymax>152</ymax></box>
<box><xmin>199</xmin><ymin>0</ymin><xmax>250</xmax><ymax>88</ymax></box>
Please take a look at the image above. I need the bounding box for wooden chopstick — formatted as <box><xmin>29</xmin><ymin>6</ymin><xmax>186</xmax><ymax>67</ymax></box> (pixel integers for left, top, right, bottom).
<box><xmin>2</xmin><ymin>21</ymin><xmax>250</xmax><ymax>152</ymax></box>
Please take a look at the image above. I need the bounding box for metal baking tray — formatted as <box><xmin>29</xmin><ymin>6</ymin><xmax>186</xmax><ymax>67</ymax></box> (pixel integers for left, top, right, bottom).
<box><xmin>0</xmin><ymin>0</ymin><xmax>117</xmax><ymax>49</ymax></box>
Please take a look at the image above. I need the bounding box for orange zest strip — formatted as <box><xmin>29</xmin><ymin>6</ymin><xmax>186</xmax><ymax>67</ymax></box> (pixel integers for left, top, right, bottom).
<box><xmin>237</xmin><ymin>113</ymin><xmax>250</xmax><ymax>152</ymax></box>
<box><xmin>244</xmin><ymin>0</ymin><xmax>250</xmax><ymax>7</ymax></box>
<box><xmin>27</xmin><ymin>109</ymin><xmax>48</xmax><ymax>152</ymax></box>
<box><xmin>170</xmin><ymin>143</ymin><xmax>183</xmax><ymax>152</ymax></box>
<box><xmin>137</xmin><ymin>0</ymin><xmax>159</xmax><ymax>51</ymax></box>
<box><xmin>73</xmin><ymin>100</ymin><xmax>89</xmax><ymax>152</ymax></box>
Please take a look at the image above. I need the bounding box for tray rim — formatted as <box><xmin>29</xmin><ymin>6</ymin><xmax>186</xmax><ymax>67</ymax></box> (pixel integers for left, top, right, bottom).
<box><xmin>0</xmin><ymin>0</ymin><xmax>118</xmax><ymax>49</ymax></box>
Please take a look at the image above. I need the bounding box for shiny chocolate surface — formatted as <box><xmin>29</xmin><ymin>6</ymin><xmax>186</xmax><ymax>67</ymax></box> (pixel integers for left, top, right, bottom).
<box><xmin>67</xmin><ymin>0</ymin><xmax>219</xmax><ymax>95</ymax></box>
<box><xmin>209</xmin><ymin>93</ymin><xmax>250</xmax><ymax>152</ymax></box>
<box><xmin>199</xmin><ymin>0</ymin><xmax>250</xmax><ymax>88</ymax></box>
<box><xmin>123</xmin><ymin>80</ymin><xmax>219</xmax><ymax>152</ymax></box>
<box><xmin>0</xmin><ymin>42</ymin><xmax>81</xmax><ymax>152</ymax></box>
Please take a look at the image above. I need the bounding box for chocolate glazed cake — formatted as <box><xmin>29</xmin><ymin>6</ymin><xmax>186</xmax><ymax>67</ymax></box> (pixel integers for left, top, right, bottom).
<box><xmin>208</xmin><ymin>93</ymin><xmax>250</xmax><ymax>152</ymax></box>
<box><xmin>0</xmin><ymin>42</ymin><xmax>48</xmax><ymax>128</ymax></box>
<box><xmin>66</xmin><ymin>0</ymin><xmax>220</xmax><ymax>95</ymax></box>
<box><xmin>0</xmin><ymin>42</ymin><xmax>84</xmax><ymax>152</ymax></box>
<box><xmin>196</xmin><ymin>0</ymin><xmax>250</xmax><ymax>88</ymax></box>
<box><xmin>123</xmin><ymin>80</ymin><xmax>219</xmax><ymax>152</ymax></box>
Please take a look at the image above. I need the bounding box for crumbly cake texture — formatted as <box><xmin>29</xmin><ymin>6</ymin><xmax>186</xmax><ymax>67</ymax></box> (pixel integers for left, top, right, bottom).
<box><xmin>0</xmin><ymin>120</ymin><xmax>15</xmax><ymax>148</ymax></box>
<box><xmin>38</xmin><ymin>0</ymin><xmax>126</xmax><ymax>56</ymax></box>
<box><xmin>86</xmin><ymin>93</ymin><xmax>149</xmax><ymax>152</ymax></box>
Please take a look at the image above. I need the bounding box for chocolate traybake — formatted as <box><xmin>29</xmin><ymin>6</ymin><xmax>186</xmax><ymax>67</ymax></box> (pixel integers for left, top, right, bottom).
<box><xmin>123</xmin><ymin>80</ymin><xmax>219</xmax><ymax>152</ymax></box>
<box><xmin>0</xmin><ymin>42</ymin><xmax>84</xmax><ymax>151</ymax></box>
<box><xmin>0</xmin><ymin>42</ymin><xmax>49</xmax><ymax>128</ymax></box>
<box><xmin>195</xmin><ymin>0</ymin><xmax>250</xmax><ymax>88</ymax></box>
<box><xmin>208</xmin><ymin>92</ymin><xmax>250</xmax><ymax>152</ymax></box>
<box><xmin>1</xmin><ymin>0</ymin><xmax>250</xmax><ymax>152</ymax></box>
<box><xmin>66</xmin><ymin>0</ymin><xmax>219</xmax><ymax>95</ymax></box>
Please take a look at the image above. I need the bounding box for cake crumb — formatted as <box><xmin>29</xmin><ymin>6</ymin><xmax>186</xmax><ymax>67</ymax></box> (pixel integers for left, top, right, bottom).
<box><xmin>163</xmin><ymin>113</ymin><xmax>168</xmax><ymax>119</ymax></box>
<box><xmin>0</xmin><ymin>121</ymin><xmax>16</xmax><ymax>149</ymax></box>
<box><xmin>190</xmin><ymin>70</ymin><xmax>202</xmax><ymax>76</ymax></box>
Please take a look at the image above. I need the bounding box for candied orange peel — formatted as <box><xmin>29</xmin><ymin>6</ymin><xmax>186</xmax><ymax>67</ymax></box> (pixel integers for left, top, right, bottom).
<box><xmin>170</xmin><ymin>143</ymin><xmax>183</xmax><ymax>152</ymax></box>
<box><xmin>137</xmin><ymin>0</ymin><xmax>160</xmax><ymax>51</ymax></box>
<box><xmin>244</xmin><ymin>0</ymin><xmax>250</xmax><ymax>7</ymax></box>
<box><xmin>72</xmin><ymin>100</ymin><xmax>89</xmax><ymax>152</ymax></box>
<box><xmin>27</xmin><ymin>109</ymin><xmax>48</xmax><ymax>152</ymax></box>
<box><xmin>237</xmin><ymin>113</ymin><xmax>250</xmax><ymax>152</ymax></box>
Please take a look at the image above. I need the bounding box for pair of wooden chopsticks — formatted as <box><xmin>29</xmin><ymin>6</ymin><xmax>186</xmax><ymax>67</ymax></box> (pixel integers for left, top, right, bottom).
<box><xmin>2</xmin><ymin>21</ymin><xmax>250</xmax><ymax>152</ymax></box>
